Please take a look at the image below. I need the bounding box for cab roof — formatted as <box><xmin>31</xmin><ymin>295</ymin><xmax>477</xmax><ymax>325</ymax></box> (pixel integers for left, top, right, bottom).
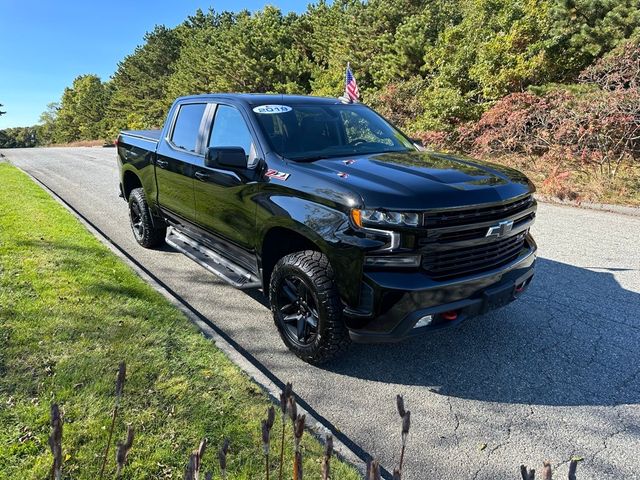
<box><xmin>175</xmin><ymin>93</ymin><xmax>345</xmax><ymax>107</ymax></box>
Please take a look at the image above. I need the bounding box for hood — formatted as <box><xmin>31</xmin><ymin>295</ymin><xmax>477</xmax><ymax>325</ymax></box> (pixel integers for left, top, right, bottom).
<box><xmin>294</xmin><ymin>150</ymin><xmax>534</xmax><ymax>210</ymax></box>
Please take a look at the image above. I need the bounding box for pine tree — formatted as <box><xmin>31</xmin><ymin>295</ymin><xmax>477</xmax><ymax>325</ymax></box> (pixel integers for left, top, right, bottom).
<box><xmin>106</xmin><ymin>25</ymin><xmax>182</xmax><ymax>135</ymax></box>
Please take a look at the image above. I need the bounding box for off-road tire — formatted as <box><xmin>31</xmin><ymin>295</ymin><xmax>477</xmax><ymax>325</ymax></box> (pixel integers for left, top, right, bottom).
<box><xmin>269</xmin><ymin>250</ymin><xmax>351</xmax><ymax>364</ymax></box>
<box><xmin>128</xmin><ymin>188</ymin><xmax>166</xmax><ymax>248</ymax></box>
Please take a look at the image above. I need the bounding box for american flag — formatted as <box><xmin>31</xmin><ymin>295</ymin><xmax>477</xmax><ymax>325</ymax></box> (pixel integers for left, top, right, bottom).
<box><xmin>345</xmin><ymin>63</ymin><xmax>360</xmax><ymax>102</ymax></box>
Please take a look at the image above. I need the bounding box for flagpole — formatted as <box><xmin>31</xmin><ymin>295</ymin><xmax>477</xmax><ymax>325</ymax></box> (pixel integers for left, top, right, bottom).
<box><xmin>345</xmin><ymin>62</ymin><xmax>350</xmax><ymax>102</ymax></box>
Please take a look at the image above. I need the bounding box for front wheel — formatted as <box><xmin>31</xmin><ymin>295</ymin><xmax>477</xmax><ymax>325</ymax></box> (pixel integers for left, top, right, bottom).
<box><xmin>128</xmin><ymin>188</ymin><xmax>166</xmax><ymax>248</ymax></box>
<box><xmin>269</xmin><ymin>250</ymin><xmax>350</xmax><ymax>364</ymax></box>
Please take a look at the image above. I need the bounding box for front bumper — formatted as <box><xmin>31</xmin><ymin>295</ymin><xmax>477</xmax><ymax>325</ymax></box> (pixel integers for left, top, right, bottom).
<box><xmin>344</xmin><ymin>235</ymin><xmax>537</xmax><ymax>343</ymax></box>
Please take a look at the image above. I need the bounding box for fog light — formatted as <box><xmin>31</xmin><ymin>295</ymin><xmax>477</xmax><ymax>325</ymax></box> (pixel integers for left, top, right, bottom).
<box><xmin>413</xmin><ymin>315</ymin><xmax>433</xmax><ymax>329</ymax></box>
<box><xmin>364</xmin><ymin>254</ymin><xmax>421</xmax><ymax>268</ymax></box>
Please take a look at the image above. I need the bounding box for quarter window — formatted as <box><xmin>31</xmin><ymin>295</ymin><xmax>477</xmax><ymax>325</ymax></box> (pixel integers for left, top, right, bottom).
<box><xmin>171</xmin><ymin>103</ymin><xmax>206</xmax><ymax>153</ymax></box>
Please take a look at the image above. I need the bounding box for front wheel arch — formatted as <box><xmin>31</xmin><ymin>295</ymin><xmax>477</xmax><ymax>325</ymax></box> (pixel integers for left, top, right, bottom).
<box><xmin>260</xmin><ymin>226</ymin><xmax>323</xmax><ymax>296</ymax></box>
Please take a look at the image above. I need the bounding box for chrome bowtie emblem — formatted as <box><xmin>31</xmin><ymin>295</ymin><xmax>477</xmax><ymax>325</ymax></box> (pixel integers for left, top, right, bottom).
<box><xmin>486</xmin><ymin>220</ymin><xmax>514</xmax><ymax>238</ymax></box>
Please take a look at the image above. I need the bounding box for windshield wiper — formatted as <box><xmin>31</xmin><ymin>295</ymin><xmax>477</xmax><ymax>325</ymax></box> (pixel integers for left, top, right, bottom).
<box><xmin>289</xmin><ymin>147</ymin><xmax>414</xmax><ymax>162</ymax></box>
<box><xmin>289</xmin><ymin>154</ymin><xmax>334</xmax><ymax>162</ymax></box>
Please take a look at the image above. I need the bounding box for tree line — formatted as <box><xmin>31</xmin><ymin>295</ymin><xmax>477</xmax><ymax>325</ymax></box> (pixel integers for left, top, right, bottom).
<box><xmin>1</xmin><ymin>0</ymin><xmax>638</xmax><ymax>148</ymax></box>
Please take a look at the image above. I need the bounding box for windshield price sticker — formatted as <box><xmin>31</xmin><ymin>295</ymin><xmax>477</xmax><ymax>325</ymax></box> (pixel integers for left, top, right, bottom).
<box><xmin>252</xmin><ymin>105</ymin><xmax>292</xmax><ymax>114</ymax></box>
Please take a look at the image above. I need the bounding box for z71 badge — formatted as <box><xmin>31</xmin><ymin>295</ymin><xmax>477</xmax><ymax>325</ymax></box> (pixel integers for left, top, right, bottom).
<box><xmin>265</xmin><ymin>169</ymin><xmax>290</xmax><ymax>181</ymax></box>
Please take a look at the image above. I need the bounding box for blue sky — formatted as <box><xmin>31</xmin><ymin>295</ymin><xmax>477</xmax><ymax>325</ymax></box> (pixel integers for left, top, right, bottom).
<box><xmin>0</xmin><ymin>0</ymin><xmax>308</xmax><ymax>128</ymax></box>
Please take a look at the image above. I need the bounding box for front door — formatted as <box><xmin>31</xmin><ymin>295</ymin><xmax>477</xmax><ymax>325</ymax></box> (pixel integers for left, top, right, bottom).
<box><xmin>155</xmin><ymin>102</ymin><xmax>207</xmax><ymax>224</ymax></box>
<box><xmin>194</xmin><ymin>103</ymin><xmax>260</xmax><ymax>272</ymax></box>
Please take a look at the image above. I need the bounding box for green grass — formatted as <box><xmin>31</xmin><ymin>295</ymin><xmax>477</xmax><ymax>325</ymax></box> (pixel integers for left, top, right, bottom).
<box><xmin>0</xmin><ymin>163</ymin><xmax>360</xmax><ymax>479</ymax></box>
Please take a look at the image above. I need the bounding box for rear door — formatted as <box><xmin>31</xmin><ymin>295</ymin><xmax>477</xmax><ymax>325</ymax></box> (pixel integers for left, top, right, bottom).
<box><xmin>155</xmin><ymin>102</ymin><xmax>207</xmax><ymax>224</ymax></box>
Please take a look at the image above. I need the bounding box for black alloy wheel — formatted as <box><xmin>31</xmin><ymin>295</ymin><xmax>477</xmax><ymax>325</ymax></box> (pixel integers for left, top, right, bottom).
<box><xmin>269</xmin><ymin>250</ymin><xmax>351</xmax><ymax>363</ymax></box>
<box><xmin>128</xmin><ymin>187</ymin><xmax>166</xmax><ymax>248</ymax></box>
<box><xmin>275</xmin><ymin>274</ymin><xmax>320</xmax><ymax>347</ymax></box>
<box><xmin>130</xmin><ymin>199</ymin><xmax>144</xmax><ymax>241</ymax></box>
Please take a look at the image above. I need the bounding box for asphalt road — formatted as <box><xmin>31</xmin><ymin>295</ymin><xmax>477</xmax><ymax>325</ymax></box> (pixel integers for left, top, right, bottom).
<box><xmin>3</xmin><ymin>147</ymin><xmax>639</xmax><ymax>479</ymax></box>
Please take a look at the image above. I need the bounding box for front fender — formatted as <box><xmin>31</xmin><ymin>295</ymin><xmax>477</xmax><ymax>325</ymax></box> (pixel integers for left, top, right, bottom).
<box><xmin>256</xmin><ymin>194</ymin><xmax>373</xmax><ymax>306</ymax></box>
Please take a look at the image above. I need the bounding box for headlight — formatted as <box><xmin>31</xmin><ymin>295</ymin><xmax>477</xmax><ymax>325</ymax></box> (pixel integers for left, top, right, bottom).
<box><xmin>351</xmin><ymin>209</ymin><xmax>420</xmax><ymax>228</ymax></box>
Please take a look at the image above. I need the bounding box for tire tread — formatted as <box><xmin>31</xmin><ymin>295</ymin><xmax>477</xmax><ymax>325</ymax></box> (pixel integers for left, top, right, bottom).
<box><xmin>129</xmin><ymin>188</ymin><xmax>166</xmax><ymax>248</ymax></box>
<box><xmin>269</xmin><ymin>250</ymin><xmax>350</xmax><ymax>364</ymax></box>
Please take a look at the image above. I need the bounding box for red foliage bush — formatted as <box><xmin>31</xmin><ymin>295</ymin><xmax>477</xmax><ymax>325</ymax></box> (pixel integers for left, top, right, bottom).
<box><xmin>414</xmin><ymin>130</ymin><xmax>452</xmax><ymax>151</ymax></box>
<box><xmin>580</xmin><ymin>37</ymin><xmax>640</xmax><ymax>91</ymax></box>
<box><xmin>550</xmin><ymin>89</ymin><xmax>640</xmax><ymax>176</ymax></box>
<box><xmin>369</xmin><ymin>77</ymin><xmax>427</xmax><ymax>128</ymax></box>
<box><xmin>416</xmin><ymin>42</ymin><xmax>640</xmax><ymax>180</ymax></box>
<box><xmin>455</xmin><ymin>92</ymin><xmax>564</xmax><ymax>156</ymax></box>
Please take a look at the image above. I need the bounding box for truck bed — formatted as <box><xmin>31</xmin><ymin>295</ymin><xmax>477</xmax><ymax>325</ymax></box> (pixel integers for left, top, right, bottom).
<box><xmin>121</xmin><ymin>129</ymin><xmax>161</xmax><ymax>143</ymax></box>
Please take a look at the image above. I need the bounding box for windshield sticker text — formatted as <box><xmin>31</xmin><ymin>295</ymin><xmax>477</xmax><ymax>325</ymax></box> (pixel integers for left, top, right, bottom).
<box><xmin>252</xmin><ymin>105</ymin><xmax>292</xmax><ymax>114</ymax></box>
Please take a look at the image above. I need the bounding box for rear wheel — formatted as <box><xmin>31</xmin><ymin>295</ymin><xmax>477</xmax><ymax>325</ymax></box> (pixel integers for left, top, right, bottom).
<box><xmin>269</xmin><ymin>250</ymin><xmax>350</xmax><ymax>364</ymax></box>
<box><xmin>128</xmin><ymin>188</ymin><xmax>166</xmax><ymax>248</ymax></box>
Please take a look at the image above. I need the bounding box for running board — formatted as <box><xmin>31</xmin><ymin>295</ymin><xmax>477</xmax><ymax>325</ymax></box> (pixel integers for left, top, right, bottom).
<box><xmin>166</xmin><ymin>227</ymin><xmax>261</xmax><ymax>289</ymax></box>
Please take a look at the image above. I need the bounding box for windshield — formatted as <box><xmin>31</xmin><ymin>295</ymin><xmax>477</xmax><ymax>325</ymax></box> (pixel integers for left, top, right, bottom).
<box><xmin>252</xmin><ymin>103</ymin><xmax>415</xmax><ymax>161</ymax></box>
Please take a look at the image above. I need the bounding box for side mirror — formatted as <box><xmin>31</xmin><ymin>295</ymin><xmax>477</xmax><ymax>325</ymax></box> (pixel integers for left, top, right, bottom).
<box><xmin>205</xmin><ymin>147</ymin><xmax>247</xmax><ymax>169</ymax></box>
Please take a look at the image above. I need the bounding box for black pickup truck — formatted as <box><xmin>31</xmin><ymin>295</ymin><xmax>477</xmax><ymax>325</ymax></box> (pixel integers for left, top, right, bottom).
<box><xmin>117</xmin><ymin>94</ymin><xmax>537</xmax><ymax>363</ymax></box>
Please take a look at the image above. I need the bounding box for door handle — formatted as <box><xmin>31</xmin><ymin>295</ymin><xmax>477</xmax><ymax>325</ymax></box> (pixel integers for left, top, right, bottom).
<box><xmin>156</xmin><ymin>159</ymin><xmax>168</xmax><ymax>168</ymax></box>
<box><xmin>194</xmin><ymin>171</ymin><xmax>210</xmax><ymax>181</ymax></box>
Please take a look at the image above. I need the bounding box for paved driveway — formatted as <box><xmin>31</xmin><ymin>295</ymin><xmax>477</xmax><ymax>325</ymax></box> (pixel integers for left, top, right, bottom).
<box><xmin>3</xmin><ymin>146</ymin><xmax>639</xmax><ymax>479</ymax></box>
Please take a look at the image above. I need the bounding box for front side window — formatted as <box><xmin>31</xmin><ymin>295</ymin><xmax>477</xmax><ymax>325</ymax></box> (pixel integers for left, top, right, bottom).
<box><xmin>253</xmin><ymin>104</ymin><xmax>414</xmax><ymax>161</ymax></box>
<box><xmin>209</xmin><ymin>105</ymin><xmax>256</xmax><ymax>166</ymax></box>
<box><xmin>170</xmin><ymin>103</ymin><xmax>207</xmax><ymax>153</ymax></box>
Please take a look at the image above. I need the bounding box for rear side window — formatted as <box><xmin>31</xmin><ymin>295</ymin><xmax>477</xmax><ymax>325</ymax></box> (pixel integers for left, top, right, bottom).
<box><xmin>171</xmin><ymin>103</ymin><xmax>206</xmax><ymax>153</ymax></box>
<box><xmin>209</xmin><ymin>105</ymin><xmax>255</xmax><ymax>165</ymax></box>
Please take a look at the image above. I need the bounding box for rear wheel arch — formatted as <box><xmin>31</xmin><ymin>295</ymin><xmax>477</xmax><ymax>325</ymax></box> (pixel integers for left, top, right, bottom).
<box><xmin>122</xmin><ymin>170</ymin><xmax>143</xmax><ymax>201</ymax></box>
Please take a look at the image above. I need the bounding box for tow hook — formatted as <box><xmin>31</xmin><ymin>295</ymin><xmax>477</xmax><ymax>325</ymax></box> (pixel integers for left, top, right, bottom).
<box><xmin>441</xmin><ymin>310</ymin><xmax>458</xmax><ymax>321</ymax></box>
<box><xmin>515</xmin><ymin>278</ymin><xmax>531</xmax><ymax>294</ymax></box>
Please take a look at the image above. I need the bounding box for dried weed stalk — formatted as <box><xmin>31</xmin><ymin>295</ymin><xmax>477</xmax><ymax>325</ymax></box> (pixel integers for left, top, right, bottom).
<box><xmin>396</xmin><ymin>395</ymin><xmax>411</xmax><ymax>474</ymax></box>
<box><xmin>262</xmin><ymin>406</ymin><xmax>275</xmax><ymax>480</ymax></box>
<box><xmin>218</xmin><ymin>438</ymin><xmax>230</xmax><ymax>480</ymax></box>
<box><xmin>293</xmin><ymin>414</ymin><xmax>305</xmax><ymax>480</ymax></box>
<box><xmin>100</xmin><ymin>361</ymin><xmax>126</xmax><ymax>479</ymax></box>
<box><xmin>366</xmin><ymin>459</ymin><xmax>382</xmax><ymax>480</ymax></box>
<box><xmin>321</xmin><ymin>434</ymin><xmax>333</xmax><ymax>480</ymax></box>
<box><xmin>48</xmin><ymin>403</ymin><xmax>63</xmax><ymax>480</ymax></box>
<box><xmin>115</xmin><ymin>425</ymin><xmax>135</xmax><ymax>479</ymax></box>
<box><xmin>278</xmin><ymin>382</ymin><xmax>293</xmax><ymax>480</ymax></box>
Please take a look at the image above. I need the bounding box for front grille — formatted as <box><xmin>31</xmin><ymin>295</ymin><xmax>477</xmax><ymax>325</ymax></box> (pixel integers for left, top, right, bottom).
<box><xmin>418</xmin><ymin>195</ymin><xmax>535</xmax><ymax>280</ymax></box>
<box><xmin>422</xmin><ymin>233</ymin><xmax>527</xmax><ymax>280</ymax></box>
<box><xmin>423</xmin><ymin>195</ymin><xmax>534</xmax><ymax>228</ymax></box>
<box><xmin>433</xmin><ymin>210</ymin><xmax>535</xmax><ymax>243</ymax></box>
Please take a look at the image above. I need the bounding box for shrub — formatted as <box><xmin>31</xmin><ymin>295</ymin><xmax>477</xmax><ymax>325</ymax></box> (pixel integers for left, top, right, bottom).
<box><xmin>414</xmin><ymin>130</ymin><xmax>453</xmax><ymax>151</ymax></box>
<box><xmin>455</xmin><ymin>91</ymin><xmax>556</xmax><ymax>156</ymax></box>
<box><xmin>416</xmin><ymin>39</ymin><xmax>640</xmax><ymax>185</ymax></box>
<box><xmin>580</xmin><ymin>36</ymin><xmax>640</xmax><ymax>91</ymax></box>
<box><xmin>368</xmin><ymin>77</ymin><xmax>428</xmax><ymax>130</ymax></box>
<box><xmin>468</xmin><ymin>89</ymin><xmax>638</xmax><ymax>176</ymax></box>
